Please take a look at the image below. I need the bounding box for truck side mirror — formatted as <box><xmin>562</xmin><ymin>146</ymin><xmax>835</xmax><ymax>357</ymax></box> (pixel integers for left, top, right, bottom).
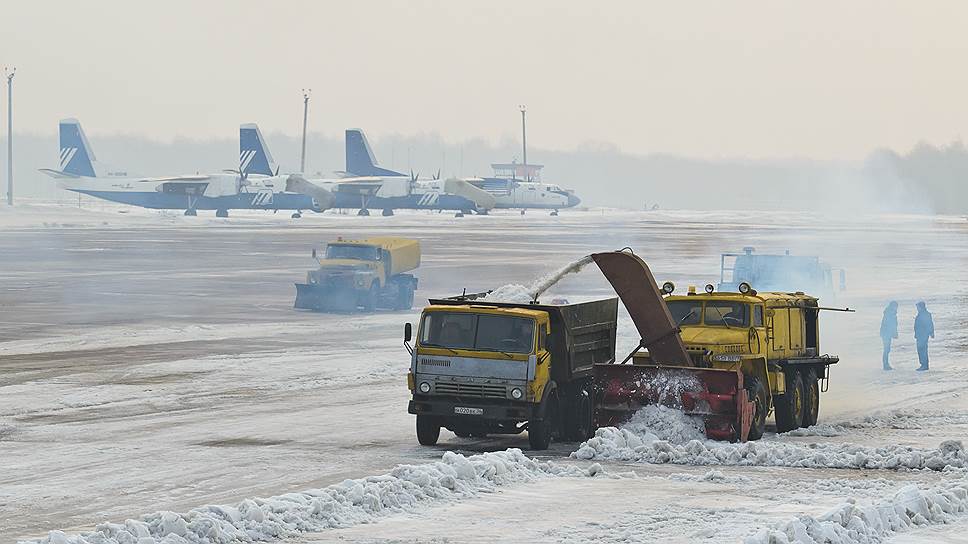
<box><xmin>766</xmin><ymin>309</ymin><xmax>775</xmax><ymax>317</ymax></box>
<box><xmin>404</xmin><ymin>322</ymin><xmax>412</xmax><ymax>342</ymax></box>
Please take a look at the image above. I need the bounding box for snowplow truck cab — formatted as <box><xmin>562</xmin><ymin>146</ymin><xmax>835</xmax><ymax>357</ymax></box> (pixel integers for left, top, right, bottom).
<box><xmin>294</xmin><ymin>237</ymin><xmax>419</xmax><ymax>311</ymax></box>
<box><xmin>591</xmin><ymin>250</ymin><xmax>839</xmax><ymax>442</ymax></box>
<box><xmin>405</xmin><ymin>297</ymin><xmax>618</xmax><ymax>450</ymax></box>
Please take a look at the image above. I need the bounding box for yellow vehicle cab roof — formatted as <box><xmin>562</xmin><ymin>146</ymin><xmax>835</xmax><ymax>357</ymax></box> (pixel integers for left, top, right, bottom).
<box><xmin>422</xmin><ymin>304</ymin><xmax>548</xmax><ymax>320</ymax></box>
<box><xmin>666</xmin><ymin>291</ymin><xmax>818</xmax><ymax>306</ymax></box>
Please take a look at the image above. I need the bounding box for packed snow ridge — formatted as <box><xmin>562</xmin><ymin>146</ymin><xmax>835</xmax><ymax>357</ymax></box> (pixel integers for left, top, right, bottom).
<box><xmin>28</xmin><ymin>449</ymin><xmax>606</xmax><ymax>544</ymax></box>
<box><xmin>573</xmin><ymin>407</ymin><xmax>968</xmax><ymax>472</ymax></box>
<box><xmin>486</xmin><ymin>255</ymin><xmax>594</xmax><ymax>303</ymax></box>
<box><xmin>746</xmin><ymin>480</ymin><xmax>968</xmax><ymax>544</ymax></box>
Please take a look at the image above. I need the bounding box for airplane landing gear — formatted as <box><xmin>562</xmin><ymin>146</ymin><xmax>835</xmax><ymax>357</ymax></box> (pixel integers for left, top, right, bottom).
<box><xmin>358</xmin><ymin>208</ymin><xmax>370</xmax><ymax>216</ymax></box>
<box><xmin>550</xmin><ymin>209</ymin><xmax>559</xmax><ymax>216</ymax></box>
<box><xmin>520</xmin><ymin>209</ymin><xmax>526</xmax><ymax>216</ymax></box>
<box><xmin>477</xmin><ymin>209</ymin><xmax>489</xmax><ymax>216</ymax></box>
<box><xmin>184</xmin><ymin>209</ymin><xmax>197</xmax><ymax>217</ymax></box>
<box><xmin>455</xmin><ymin>210</ymin><xmax>465</xmax><ymax>218</ymax></box>
<box><xmin>382</xmin><ymin>208</ymin><xmax>394</xmax><ymax>217</ymax></box>
<box><xmin>215</xmin><ymin>209</ymin><xmax>229</xmax><ymax>218</ymax></box>
<box><xmin>291</xmin><ymin>211</ymin><xmax>302</xmax><ymax>219</ymax></box>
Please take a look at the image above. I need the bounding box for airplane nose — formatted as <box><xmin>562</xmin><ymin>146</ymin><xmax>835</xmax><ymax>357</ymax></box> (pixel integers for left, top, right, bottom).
<box><xmin>567</xmin><ymin>193</ymin><xmax>581</xmax><ymax>207</ymax></box>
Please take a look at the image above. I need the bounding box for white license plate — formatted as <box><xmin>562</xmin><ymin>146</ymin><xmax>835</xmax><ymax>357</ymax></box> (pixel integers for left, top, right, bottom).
<box><xmin>454</xmin><ymin>406</ymin><xmax>484</xmax><ymax>416</ymax></box>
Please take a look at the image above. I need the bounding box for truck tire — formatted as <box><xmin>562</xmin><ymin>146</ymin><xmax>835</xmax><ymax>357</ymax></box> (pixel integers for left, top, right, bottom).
<box><xmin>362</xmin><ymin>282</ymin><xmax>379</xmax><ymax>312</ymax></box>
<box><xmin>529</xmin><ymin>393</ymin><xmax>558</xmax><ymax>450</ymax></box>
<box><xmin>566</xmin><ymin>385</ymin><xmax>595</xmax><ymax>441</ymax></box>
<box><xmin>416</xmin><ymin>415</ymin><xmax>440</xmax><ymax>446</ymax></box>
<box><xmin>774</xmin><ymin>369</ymin><xmax>804</xmax><ymax>433</ymax></box>
<box><xmin>745</xmin><ymin>375</ymin><xmax>768</xmax><ymax>441</ymax></box>
<box><xmin>801</xmin><ymin>368</ymin><xmax>820</xmax><ymax>428</ymax></box>
<box><xmin>395</xmin><ymin>281</ymin><xmax>415</xmax><ymax>310</ymax></box>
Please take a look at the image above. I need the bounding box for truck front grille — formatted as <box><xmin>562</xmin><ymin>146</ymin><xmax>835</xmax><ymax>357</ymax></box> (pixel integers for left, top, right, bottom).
<box><xmin>434</xmin><ymin>382</ymin><xmax>507</xmax><ymax>399</ymax></box>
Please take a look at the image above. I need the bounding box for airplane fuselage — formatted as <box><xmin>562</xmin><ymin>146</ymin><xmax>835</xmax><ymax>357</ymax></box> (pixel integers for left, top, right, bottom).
<box><xmin>58</xmin><ymin>174</ymin><xmax>322</xmax><ymax>212</ymax></box>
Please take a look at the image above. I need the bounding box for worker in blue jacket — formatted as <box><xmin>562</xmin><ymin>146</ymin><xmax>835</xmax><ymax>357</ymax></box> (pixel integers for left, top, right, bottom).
<box><xmin>914</xmin><ymin>301</ymin><xmax>935</xmax><ymax>371</ymax></box>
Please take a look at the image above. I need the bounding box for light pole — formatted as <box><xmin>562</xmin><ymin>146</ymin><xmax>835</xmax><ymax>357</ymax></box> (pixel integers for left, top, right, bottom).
<box><xmin>518</xmin><ymin>104</ymin><xmax>527</xmax><ymax>180</ymax></box>
<box><xmin>4</xmin><ymin>67</ymin><xmax>14</xmax><ymax>206</ymax></box>
<box><xmin>300</xmin><ymin>88</ymin><xmax>311</xmax><ymax>174</ymax></box>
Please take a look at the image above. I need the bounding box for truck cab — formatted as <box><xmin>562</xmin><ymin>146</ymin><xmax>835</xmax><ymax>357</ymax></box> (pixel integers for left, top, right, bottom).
<box><xmin>406</xmin><ymin>297</ymin><xmax>617</xmax><ymax>450</ymax></box>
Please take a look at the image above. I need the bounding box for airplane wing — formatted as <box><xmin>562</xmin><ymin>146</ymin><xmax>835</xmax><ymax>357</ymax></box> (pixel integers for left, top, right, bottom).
<box><xmin>133</xmin><ymin>175</ymin><xmax>212</xmax><ymax>183</ymax></box>
<box><xmin>331</xmin><ymin>176</ymin><xmax>385</xmax><ymax>195</ymax></box>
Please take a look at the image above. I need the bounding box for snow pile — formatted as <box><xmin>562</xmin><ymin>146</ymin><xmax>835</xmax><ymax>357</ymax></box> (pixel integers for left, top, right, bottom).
<box><xmin>745</xmin><ymin>480</ymin><xmax>968</xmax><ymax>544</ymax></box>
<box><xmin>485</xmin><ymin>284</ymin><xmax>534</xmax><ymax>303</ymax></box>
<box><xmin>485</xmin><ymin>255</ymin><xmax>593</xmax><ymax>303</ymax></box>
<box><xmin>782</xmin><ymin>424</ymin><xmax>847</xmax><ymax>438</ymax></box>
<box><xmin>28</xmin><ymin>449</ymin><xmax>604</xmax><ymax>544</ymax></box>
<box><xmin>573</xmin><ymin>409</ymin><xmax>968</xmax><ymax>471</ymax></box>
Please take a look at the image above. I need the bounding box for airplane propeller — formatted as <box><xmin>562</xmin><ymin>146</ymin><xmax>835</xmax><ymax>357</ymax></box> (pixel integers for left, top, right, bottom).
<box><xmin>433</xmin><ymin>169</ymin><xmax>440</xmax><ymax>180</ymax></box>
<box><xmin>410</xmin><ymin>170</ymin><xmax>419</xmax><ymax>183</ymax></box>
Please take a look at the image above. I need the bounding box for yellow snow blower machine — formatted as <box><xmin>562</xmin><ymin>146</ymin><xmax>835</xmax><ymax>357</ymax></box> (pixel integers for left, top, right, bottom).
<box><xmin>591</xmin><ymin>249</ymin><xmax>844</xmax><ymax>442</ymax></box>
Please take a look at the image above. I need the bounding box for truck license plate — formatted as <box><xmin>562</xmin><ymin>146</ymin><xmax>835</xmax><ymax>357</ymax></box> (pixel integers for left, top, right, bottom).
<box><xmin>454</xmin><ymin>406</ymin><xmax>484</xmax><ymax>416</ymax></box>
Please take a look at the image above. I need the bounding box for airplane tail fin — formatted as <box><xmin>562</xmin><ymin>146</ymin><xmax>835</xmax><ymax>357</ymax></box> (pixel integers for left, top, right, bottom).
<box><xmin>345</xmin><ymin>128</ymin><xmax>404</xmax><ymax>177</ymax></box>
<box><xmin>240</xmin><ymin>123</ymin><xmax>277</xmax><ymax>176</ymax></box>
<box><xmin>59</xmin><ymin>119</ymin><xmax>98</xmax><ymax>177</ymax></box>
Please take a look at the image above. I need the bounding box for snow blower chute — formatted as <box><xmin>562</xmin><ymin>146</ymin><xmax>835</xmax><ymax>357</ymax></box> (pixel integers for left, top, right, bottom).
<box><xmin>591</xmin><ymin>250</ymin><xmax>754</xmax><ymax>442</ymax></box>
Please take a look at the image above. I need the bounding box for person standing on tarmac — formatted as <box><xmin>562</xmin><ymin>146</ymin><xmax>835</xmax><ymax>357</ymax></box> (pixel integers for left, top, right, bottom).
<box><xmin>879</xmin><ymin>301</ymin><xmax>898</xmax><ymax>370</ymax></box>
<box><xmin>914</xmin><ymin>301</ymin><xmax>935</xmax><ymax>371</ymax></box>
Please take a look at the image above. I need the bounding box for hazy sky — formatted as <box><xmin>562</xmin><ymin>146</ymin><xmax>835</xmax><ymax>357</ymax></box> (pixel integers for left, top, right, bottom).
<box><xmin>3</xmin><ymin>1</ymin><xmax>967</xmax><ymax>160</ymax></box>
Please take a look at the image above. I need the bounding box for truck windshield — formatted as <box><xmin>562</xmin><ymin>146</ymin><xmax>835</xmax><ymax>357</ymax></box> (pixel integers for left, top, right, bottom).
<box><xmin>704</xmin><ymin>301</ymin><xmax>750</xmax><ymax>327</ymax></box>
<box><xmin>419</xmin><ymin>312</ymin><xmax>535</xmax><ymax>354</ymax></box>
<box><xmin>666</xmin><ymin>301</ymin><xmax>702</xmax><ymax>325</ymax></box>
<box><xmin>325</xmin><ymin>245</ymin><xmax>379</xmax><ymax>261</ymax></box>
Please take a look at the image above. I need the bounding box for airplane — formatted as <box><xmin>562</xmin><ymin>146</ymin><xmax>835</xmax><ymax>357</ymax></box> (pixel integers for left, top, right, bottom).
<box><xmin>41</xmin><ymin>119</ymin><xmax>329</xmax><ymax>218</ymax></box>
<box><xmin>240</xmin><ymin>125</ymin><xmax>495</xmax><ymax>217</ymax></box>
<box><xmin>341</xmin><ymin>132</ymin><xmax>581</xmax><ymax>215</ymax></box>
<box><xmin>463</xmin><ymin>162</ymin><xmax>581</xmax><ymax>216</ymax></box>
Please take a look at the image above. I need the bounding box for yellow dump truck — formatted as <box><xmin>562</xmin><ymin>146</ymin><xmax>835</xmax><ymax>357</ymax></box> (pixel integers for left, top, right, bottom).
<box><xmin>294</xmin><ymin>237</ymin><xmax>420</xmax><ymax>311</ymax></box>
<box><xmin>593</xmin><ymin>250</ymin><xmax>843</xmax><ymax>441</ymax></box>
<box><xmin>404</xmin><ymin>296</ymin><xmax>618</xmax><ymax>450</ymax></box>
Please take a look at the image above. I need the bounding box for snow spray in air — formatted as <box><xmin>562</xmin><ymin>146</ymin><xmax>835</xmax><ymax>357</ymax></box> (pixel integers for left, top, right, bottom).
<box><xmin>487</xmin><ymin>255</ymin><xmax>594</xmax><ymax>303</ymax></box>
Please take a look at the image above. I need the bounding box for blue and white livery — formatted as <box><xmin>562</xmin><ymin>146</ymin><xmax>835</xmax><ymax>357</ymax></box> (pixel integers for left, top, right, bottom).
<box><xmin>41</xmin><ymin>119</ymin><xmax>324</xmax><ymax>217</ymax></box>
<box><xmin>240</xmin><ymin>125</ymin><xmax>495</xmax><ymax>216</ymax></box>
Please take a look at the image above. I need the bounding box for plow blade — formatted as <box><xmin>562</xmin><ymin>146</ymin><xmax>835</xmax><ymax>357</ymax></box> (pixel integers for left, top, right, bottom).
<box><xmin>593</xmin><ymin>363</ymin><xmax>753</xmax><ymax>442</ymax></box>
<box><xmin>294</xmin><ymin>283</ymin><xmax>358</xmax><ymax>311</ymax></box>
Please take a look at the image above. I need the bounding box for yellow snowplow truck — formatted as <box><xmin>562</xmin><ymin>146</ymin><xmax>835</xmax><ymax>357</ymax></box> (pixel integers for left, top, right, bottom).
<box><xmin>593</xmin><ymin>250</ymin><xmax>843</xmax><ymax>441</ymax></box>
<box><xmin>404</xmin><ymin>296</ymin><xmax>618</xmax><ymax>450</ymax></box>
<box><xmin>294</xmin><ymin>237</ymin><xmax>420</xmax><ymax>312</ymax></box>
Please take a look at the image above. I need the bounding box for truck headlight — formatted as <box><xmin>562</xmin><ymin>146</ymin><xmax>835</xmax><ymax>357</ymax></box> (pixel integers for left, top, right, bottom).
<box><xmin>510</xmin><ymin>387</ymin><xmax>523</xmax><ymax>400</ymax></box>
<box><xmin>419</xmin><ymin>382</ymin><xmax>431</xmax><ymax>394</ymax></box>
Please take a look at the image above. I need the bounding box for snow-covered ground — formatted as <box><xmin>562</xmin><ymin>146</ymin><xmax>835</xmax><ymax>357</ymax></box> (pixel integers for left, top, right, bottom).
<box><xmin>2</xmin><ymin>203</ymin><xmax>967</xmax><ymax>543</ymax></box>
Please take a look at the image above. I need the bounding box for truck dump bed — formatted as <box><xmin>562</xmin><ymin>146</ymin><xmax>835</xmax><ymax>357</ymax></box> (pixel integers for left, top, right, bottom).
<box><xmin>427</xmin><ymin>297</ymin><xmax>619</xmax><ymax>383</ymax></box>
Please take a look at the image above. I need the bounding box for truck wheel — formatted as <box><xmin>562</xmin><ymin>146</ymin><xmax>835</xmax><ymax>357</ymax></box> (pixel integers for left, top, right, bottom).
<box><xmin>416</xmin><ymin>416</ymin><xmax>440</xmax><ymax>446</ymax></box>
<box><xmin>363</xmin><ymin>282</ymin><xmax>379</xmax><ymax>312</ymax></box>
<box><xmin>529</xmin><ymin>394</ymin><xmax>558</xmax><ymax>450</ymax></box>
<box><xmin>567</xmin><ymin>386</ymin><xmax>595</xmax><ymax>441</ymax></box>
<box><xmin>395</xmin><ymin>281</ymin><xmax>414</xmax><ymax>310</ymax></box>
<box><xmin>745</xmin><ymin>375</ymin><xmax>768</xmax><ymax>441</ymax></box>
<box><xmin>801</xmin><ymin>369</ymin><xmax>820</xmax><ymax>428</ymax></box>
<box><xmin>774</xmin><ymin>369</ymin><xmax>804</xmax><ymax>433</ymax></box>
